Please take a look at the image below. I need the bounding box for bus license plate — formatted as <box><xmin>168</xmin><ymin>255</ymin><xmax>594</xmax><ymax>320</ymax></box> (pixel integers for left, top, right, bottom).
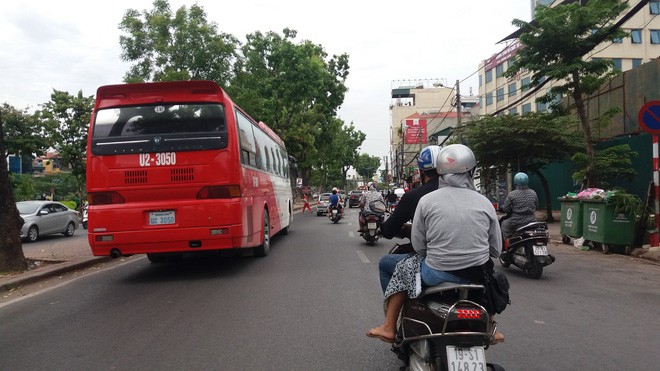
<box><xmin>446</xmin><ymin>346</ymin><xmax>486</xmax><ymax>370</ymax></box>
<box><xmin>533</xmin><ymin>245</ymin><xmax>548</xmax><ymax>256</ymax></box>
<box><xmin>368</xmin><ymin>222</ymin><xmax>377</xmax><ymax>229</ymax></box>
<box><xmin>149</xmin><ymin>211</ymin><xmax>176</xmax><ymax>225</ymax></box>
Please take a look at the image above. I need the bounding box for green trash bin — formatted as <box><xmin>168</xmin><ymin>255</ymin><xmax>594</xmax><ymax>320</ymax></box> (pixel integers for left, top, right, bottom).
<box><xmin>559</xmin><ymin>198</ymin><xmax>583</xmax><ymax>244</ymax></box>
<box><xmin>582</xmin><ymin>199</ymin><xmax>636</xmax><ymax>254</ymax></box>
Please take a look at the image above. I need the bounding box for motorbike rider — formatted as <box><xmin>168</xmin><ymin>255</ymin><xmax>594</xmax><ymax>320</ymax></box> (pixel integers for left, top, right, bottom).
<box><xmin>500</xmin><ymin>172</ymin><xmax>538</xmax><ymax>241</ymax></box>
<box><xmin>328</xmin><ymin>187</ymin><xmax>344</xmax><ymax>216</ymax></box>
<box><xmin>367</xmin><ymin>144</ymin><xmax>504</xmax><ymax>344</ymax></box>
<box><xmin>377</xmin><ymin>145</ymin><xmax>442</xmax><ymax>292</ymax></box>
<box><xmin>358</xmin><ymin>182</ymin><xmax>386</xmax><ymax>231</ymax></box>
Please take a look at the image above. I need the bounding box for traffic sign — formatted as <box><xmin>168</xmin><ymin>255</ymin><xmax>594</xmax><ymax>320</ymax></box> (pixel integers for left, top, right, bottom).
<box><xmin>638</xmin><ymin>100</ymin><xmax>660</xmax><ymax>134</ymax></box>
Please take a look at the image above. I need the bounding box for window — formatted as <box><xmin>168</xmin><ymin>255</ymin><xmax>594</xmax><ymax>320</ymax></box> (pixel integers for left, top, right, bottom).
<box><xmin>496</xmin><ymin>88</ymin><xmax>505</xmax><ymax>102</ymax></box>
<box><xmin>612</xmin><ymin>58</ymin><xmax>622</xmax><ymax>71</ymax></box>
<box><xmin>236</xmin><ymin>111</ymin><xmax>257</xmax><ymax>167</ymax></box>
<box><xmin>508</xmin><ymin>83</ymin><xmax>517</xmax><ymax>97</ymax></box>
<box><xmin>521</xmin><ymin>77</ymin><xmax>531</xmax><ymax>92</ymax></box>
<box><xmin>651</xmin><ymin>30</ymin><xmax>660</xmax><ymax>44</ymax></box>
<box><xmin>613</xmin><ymin>37</ymin><xmax>623</xmax><ymax>43</ymax></box>
<box><xmin>496</xmin><ymin>63</ymin><xmax>504</xmax><ymax>78</ymax></box>
<box><xmin>509</xmin><ymin>107</ymin><xmax>518</xmax><ymax>115</ymax></box>
<box><xmin>632</xmin><ymin>58</ymin><xmax>643</xmax><ymax>68</ymax></box>
<box><xmin>485</xmin><ymin>69</ymin><xmax>493</xmax><ymax>83</ymax></box>
<box><xmin>651</xmin><ymin>1</ymin><xmax>659</xmax><ymax>15</ymax></box>
<box><xmin>479</xmin><ymin>74</ymin><xmax>483</xmax><ymax>86</ymax></box>
<box><xmin>536</xmin><ymin>101</ymin><xmax>547</xmax><ymax>112</ymax></box>
<box><xmin>631</xmin><ymin>29</ymin><xmax>642</xmax><ymax>44</ymax></box>
<box><xmin>486</xmin><ymin>92</ymin><xmax>493</xmax><ymax>106</ymax></box>
<box><xmin>522</xmin><ymin>103</ymin><xmax>532</xmax><ymax>113</ymax></box>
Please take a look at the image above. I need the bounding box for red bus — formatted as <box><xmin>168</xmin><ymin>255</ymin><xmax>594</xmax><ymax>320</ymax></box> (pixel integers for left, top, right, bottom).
<box><xmin>85</xmin><ymin>80</ymin><xmax>293</xmax><ymax>261</ymax></box>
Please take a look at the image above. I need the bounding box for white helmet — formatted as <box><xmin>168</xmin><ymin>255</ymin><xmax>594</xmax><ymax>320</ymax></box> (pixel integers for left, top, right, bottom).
<box><xmin>367</xmin><ymin>182</ymin><xmax>376</xmax><ymax>190</ymax></box>
<box><xmin>332</xmin><ymin>187</ymin><xmax>338</xmax><ymax>192</ymax></box>
<box><xmin>436</xmin><ymin>144</ymin><xmax>476</xmax><ymax>175</ymax></box>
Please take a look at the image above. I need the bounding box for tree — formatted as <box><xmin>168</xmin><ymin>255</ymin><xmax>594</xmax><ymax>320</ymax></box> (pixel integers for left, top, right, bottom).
<box><xmin>451</xmin><ymin>112</ymin><xmax>583</xmax><ymax>222</ymax></box>
<box><xmin>38</xmin><ymin>90</ymin><xmax>94</xmax><ymax>205</ymax></box>
<box><xmin>1</xmin><ymin>103</ymin><xmax>49</xmax><ymax>172</ymax></box>
<box><xmin>503</xmin><ymin>0</ymin><xmax>629</xmax><ymax>188</ymax></box>
<box><xmin>119</xmin><ymin>0</ymin><xmax>239</xmax><ymax>85</ymax></box>
<box><xmin>229</xmin><ymin>28</ymin><xmax>350</xmax><ymax>186</ymax></box>
<box><xmin>354</xmin><ymin>153</ymin><xmax>382</xmax><ymax>185</ymax></box>
<box><xmin>0</xmin><ymin>110</ymin><xmax>27</xmax><ymax>272</ymax></box>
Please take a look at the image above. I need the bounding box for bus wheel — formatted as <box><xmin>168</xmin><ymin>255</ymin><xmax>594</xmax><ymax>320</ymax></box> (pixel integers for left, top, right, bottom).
<box><xmin>254</xmin><ymin>210</ymin><xmax>270</xmax><ymax>257</ymax></box>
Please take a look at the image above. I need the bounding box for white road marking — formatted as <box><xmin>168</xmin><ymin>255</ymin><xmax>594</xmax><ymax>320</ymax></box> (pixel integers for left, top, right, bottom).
<box><xmin>356</xmin><ymin>250</ymin><xmax>370</xmax><ymax>263</ymax></box>
<box><xmin>348</xmin><ymin>231</ymin><xmax>355</xmax><ymax>238</ymax></box>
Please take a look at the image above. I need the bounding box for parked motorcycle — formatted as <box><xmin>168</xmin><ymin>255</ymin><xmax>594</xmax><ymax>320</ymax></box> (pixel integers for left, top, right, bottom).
<box><xmin>328</xmin><ymin>205</ymin><xmax>342</xmax><ymax>224</ymax></box>
<box><xmin>387</xmin><ymin>239</ymin><xmax>504</xmax><ymax>371</ymax></box>
<box><xmin>499</xmin><ymin>220</ymin><xmax>555</xmax><ymax>279</ymax></box>
<box><xmin>359</xmin><ymin>200</ymin><xmax>387</xmax><ymax>245</ymax></box>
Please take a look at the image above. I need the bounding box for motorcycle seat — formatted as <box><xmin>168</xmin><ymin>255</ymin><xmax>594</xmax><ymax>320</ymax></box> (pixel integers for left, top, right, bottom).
<box><xmin>419</xmin><ymin>282</ymin><xmax>485</xmax><ymax>299</ymax></box>
<box><xmin>514</xmin><ymin>221</ymin><xmax>547</xmax><ymax>233</ymax></box>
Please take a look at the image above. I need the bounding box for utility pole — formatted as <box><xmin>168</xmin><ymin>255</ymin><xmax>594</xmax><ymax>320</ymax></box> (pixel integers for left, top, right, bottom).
<box><xmin>455</xmin><ymin>79</ymin><xmax>462</xmax><ymax>128</ymax></box>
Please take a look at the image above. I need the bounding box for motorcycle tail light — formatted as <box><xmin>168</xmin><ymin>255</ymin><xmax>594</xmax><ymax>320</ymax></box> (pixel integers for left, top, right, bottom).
<box><xmin>453</xmin><ymin>308</ymin><xmax>483</xmax><ymax>319</ymax></box>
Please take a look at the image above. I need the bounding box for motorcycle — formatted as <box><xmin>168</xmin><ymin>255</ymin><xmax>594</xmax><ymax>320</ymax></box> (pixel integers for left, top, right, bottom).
<box><xmin>498</xmin><ymin>218</ymin><xmax>555</xmax><ymax>279</ymax></box>
<box><xmin>81</xmin><ymin>205</ymin><xmax>88</xmax><ymax>229</ymax></box>
<box><xmin>328</xmin><ymin>205</ymin><xmax>342</xmax><ymax>224</ymax></box>
<box><xmin>359</xmin><ymin>200</ymin><xmax>387</xmax><ymax>245</ymax></box>
<box><xmin>387</xmin><ymin>236</ymin><xmax>504</xmax><ymax>371</ymax></box>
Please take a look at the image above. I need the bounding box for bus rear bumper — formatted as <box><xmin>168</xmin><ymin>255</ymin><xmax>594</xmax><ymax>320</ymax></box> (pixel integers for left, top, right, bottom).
<box><xmin>88</xmin><ymin>225</ymin><xmax>257</xmax><ymax>257</ymax></box>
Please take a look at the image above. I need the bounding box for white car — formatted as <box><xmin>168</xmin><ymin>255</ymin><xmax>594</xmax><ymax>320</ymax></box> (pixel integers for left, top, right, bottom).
<box><xmin>17</xmin><ymin>201</ymin><xmax>79</xmax><ymax>242</ymax></box>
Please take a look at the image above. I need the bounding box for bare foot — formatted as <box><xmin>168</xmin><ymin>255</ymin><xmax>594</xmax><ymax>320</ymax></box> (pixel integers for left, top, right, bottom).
<box><xmin>366</xmin><ymin>326</ymin><xmax>395</xmax><ymax>343</ymax></box>
<box><xmin>491</xmin><ymin>331</ymin><xmax>505</xmax><ymax>345</ymax></box>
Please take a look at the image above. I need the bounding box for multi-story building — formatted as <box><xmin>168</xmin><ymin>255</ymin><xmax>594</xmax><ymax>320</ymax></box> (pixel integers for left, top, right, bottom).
<box><xmin>478</xmin><ymin>0</ymin><xmax>660</xmax><ymax>116</ymax></box>
<box><xmin>389</xmin><ymin>80</ymin><xmax>477</xmax><ymax>186</ymax></box>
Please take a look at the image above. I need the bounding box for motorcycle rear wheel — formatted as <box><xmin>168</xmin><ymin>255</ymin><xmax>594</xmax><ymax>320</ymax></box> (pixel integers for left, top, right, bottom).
<box><xmin>499</xmin><ymin>254</ymin><xmax>511</xmax><ymax>268</ymax></box>
<box><xmin>526</xmin><ymin>258</ymin><xmax>543</xmax><ymax>279</ymax></box>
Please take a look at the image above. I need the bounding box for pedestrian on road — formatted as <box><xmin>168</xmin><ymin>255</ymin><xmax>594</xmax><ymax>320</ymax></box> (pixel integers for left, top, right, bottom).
<box><xmin>302</xmin><ymin>193</ymin><xmax>313</xmax><ymax>214</ymax></box>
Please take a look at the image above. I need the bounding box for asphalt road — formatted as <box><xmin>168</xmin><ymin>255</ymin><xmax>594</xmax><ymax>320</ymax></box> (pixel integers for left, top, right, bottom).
<box><xmin>1</xmin><ymin>207</ymin><xmax>659</xmax><ymax>370</ymax></box>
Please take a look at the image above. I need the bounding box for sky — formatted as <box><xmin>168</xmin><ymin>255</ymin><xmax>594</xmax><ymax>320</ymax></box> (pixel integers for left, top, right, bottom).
<box><xmin>0</xmin><ymin>0</ymin><xmax>533</xmax><ymax>160</ymax></box>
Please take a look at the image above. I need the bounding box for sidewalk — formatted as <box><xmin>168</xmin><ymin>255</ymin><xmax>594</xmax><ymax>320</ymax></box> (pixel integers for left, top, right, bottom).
<box><xmin>3</xmin><ymin>206</ymin><xmax>657</xmax><ymax>292</ymax></box>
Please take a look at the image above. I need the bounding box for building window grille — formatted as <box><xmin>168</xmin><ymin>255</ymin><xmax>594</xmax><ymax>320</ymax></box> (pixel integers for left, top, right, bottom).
<box><xmin>496</xmin><ymin>63</ymin><xmax>504</xmax><ymax>78</ymax></box>
<box><xmin>485</xmin><ymin>69</ymin><xmax>493</xmax><ymax>83</ymax></box>
<box><xmin>521</xmin><ymin>77</ymin><xmax>531</xmax><ymax>92</ymax></box>
<box><xmin>486</xmin><ymin>92</ymin><xmax>493</xmax><ymax>106</ymax></box>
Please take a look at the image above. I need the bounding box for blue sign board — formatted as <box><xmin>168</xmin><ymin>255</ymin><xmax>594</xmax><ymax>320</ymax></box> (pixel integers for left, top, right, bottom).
<box><xmin>638</xmin><ymin>101</ymin><xmax>660</xmax><ymax>134</ymax></box>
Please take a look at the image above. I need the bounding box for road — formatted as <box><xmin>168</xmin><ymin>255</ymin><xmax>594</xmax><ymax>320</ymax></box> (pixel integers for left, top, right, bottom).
<box><xmin>1</xmin><ymin>207</ymin><xmax>659</xmax><ymax>370</ymax></box>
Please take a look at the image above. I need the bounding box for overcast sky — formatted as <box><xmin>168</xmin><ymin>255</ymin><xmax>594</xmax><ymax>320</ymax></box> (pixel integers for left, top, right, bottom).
<box><xmin>0</xmin><ymin>0</ymin><xmax>532</xmax><ymax>159</ymax></box>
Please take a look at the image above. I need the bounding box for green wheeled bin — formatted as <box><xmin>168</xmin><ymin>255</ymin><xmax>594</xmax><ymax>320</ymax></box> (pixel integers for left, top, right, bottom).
<box><xmin>581</xmin><ymin>199</ymin><xmax>636</xmax><ymax>254</ymax></box>
<box><xmin>559</xmin><ymin>198</ymin><xmax>583</xmax><ymax>244</ymax></box>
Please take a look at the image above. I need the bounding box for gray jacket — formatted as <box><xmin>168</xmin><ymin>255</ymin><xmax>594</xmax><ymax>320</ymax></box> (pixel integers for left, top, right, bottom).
<box><xmin>411</xmin><ymin>173</ymin><xmax>501</xmax><ymax>272</ymax></box>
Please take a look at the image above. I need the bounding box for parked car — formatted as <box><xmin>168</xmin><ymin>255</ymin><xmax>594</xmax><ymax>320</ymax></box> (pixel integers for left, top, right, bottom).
<box><xmin>316</xmin><ymin>193</ymin><xmax>332</xmax><ymax>216</ymax></box>
<box><xmin>16</xmin><ymin>201</ymin><xmax>79</xmax><ymax>242</ymax></box>
<box><xmin>348</xmin><ymin>190</ymin><xmax>364</xmax><ymax>208</ymax></box>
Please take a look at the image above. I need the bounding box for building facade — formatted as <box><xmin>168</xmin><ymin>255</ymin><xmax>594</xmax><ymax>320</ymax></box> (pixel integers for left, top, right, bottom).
<box><xmin>478</xmin><ymin>0</ymin><xmax>660</xmax><ymax>116</ymax></box>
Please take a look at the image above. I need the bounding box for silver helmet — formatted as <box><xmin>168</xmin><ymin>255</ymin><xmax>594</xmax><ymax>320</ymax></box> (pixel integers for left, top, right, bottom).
<box><xmin>436</xmin><ymin>144</ymin><xmax>476</xmax><ymax>175</ymax></box>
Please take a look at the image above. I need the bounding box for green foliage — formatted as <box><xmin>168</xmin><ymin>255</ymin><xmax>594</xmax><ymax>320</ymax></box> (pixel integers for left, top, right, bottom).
<box><xmin>0</xmin><ymin>103</ymin><xmax>49</xmax><ymax>159</ymax></box>
<box><xmin>11</xmin><ymin>173</ymin><xmax>81</xmax><ymax>202</ymax></box>
<box><xmin>119</xmin><ymin>0</ymin><xmax>239</xmax><ymax>85</ymax></box>
<box><xmin>37</xmin><ymin>90</ymin><xmax>93</xmax><ymax>201</ymax></box>
<box><xmin>571</xmin><ymin>144</ymin><xmax>638</xmax><ymax>188</ymax></box>
<box><xmin>354</xmin><ymin>153</ymin><xmax>381</xmax><ymax>183</ymax></box>
<box><xmin>450</xmin><ymin>112</ymin><xmax>582</xmax><ymax>188</ymax></box>
<box><xmin>605</xmin><ymin>188</ymin><xmax>646</xmax><ymax>219</ymax></box>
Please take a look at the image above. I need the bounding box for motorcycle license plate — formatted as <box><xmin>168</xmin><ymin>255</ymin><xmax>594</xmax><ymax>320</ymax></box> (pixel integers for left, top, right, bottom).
<box><xmin>368</xmin><ymin>222</ymin><xmax>377</xmax><ymax>229</ymax></box>
<box><xmin>533</xmin><ymin>245</ymin><xmax>548</xmax><ymax>256</ymax></box>
<box><xmin>332</xmin><ymin>209</ymin><xmax>338</xmax><ymax>214</ymax></box>
<box><xmin>446</xmin><ymin>346</ymin><xmax>486</xmax><ymax>370</ymax></box>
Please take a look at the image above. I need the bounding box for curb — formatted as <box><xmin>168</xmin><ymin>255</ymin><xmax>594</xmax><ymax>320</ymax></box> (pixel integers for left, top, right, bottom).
<box><xmin>0</xmin><ymin>256</ymin><xmax>112</xmax><ymax>292</ymax></box>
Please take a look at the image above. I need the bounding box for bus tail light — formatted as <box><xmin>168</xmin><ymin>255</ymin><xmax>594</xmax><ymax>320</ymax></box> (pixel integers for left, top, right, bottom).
<box><xmin>197</xmin><ymin>185</ymin><xmax>241</xmax><ymax>199</ymax></box>
<box><xmin>89</xmin><ymin>192</ymin><xmax>125</xmax><ymax>205</ymax></box>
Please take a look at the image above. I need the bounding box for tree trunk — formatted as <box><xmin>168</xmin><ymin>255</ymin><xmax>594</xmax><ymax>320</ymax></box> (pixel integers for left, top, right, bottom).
<box><xmin>531</xmin><ymin>168</ymin><xmax>556</xmax><ymax>223</ymax></box>
<box><xmin>0</xmin><ymin>115</ymin><xmax>28</xmax><ymax>273</ymax></box>
<box><xmin>572</xmin><ymin>72</ymin><xmax>596</xmax><ymax>189</ymax></box>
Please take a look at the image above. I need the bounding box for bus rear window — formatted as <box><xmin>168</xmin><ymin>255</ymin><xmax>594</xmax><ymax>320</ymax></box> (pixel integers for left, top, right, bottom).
<box><xmin>90</xmin><ymin>104</ymin><xmax>228</xmax><ymax>155</ymax></box>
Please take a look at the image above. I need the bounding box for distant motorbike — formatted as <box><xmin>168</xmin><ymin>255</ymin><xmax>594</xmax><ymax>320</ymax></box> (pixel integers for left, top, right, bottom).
<box><xmin>387</xmin><ymin>229</ymin><xmax>505</xmax><ymax>371</ymax></box>
<box><xmin>359</xmin><ymin>200</ymin><xmax>387</xmax><ymax>245</ymax></box>
<box><xmin>328</xmin><ymin>205</ymin><xmax>342</xmax><ymax>224</ymax></box>
<box><xmin>82</xmin><ymin>205</ymin><xmax>88</xmax><ymax>229</ymax></box>
<box><xmin>499</xmin><ymin>217</ymin><xmax>555</xmax><ymax>279</ymax></box>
